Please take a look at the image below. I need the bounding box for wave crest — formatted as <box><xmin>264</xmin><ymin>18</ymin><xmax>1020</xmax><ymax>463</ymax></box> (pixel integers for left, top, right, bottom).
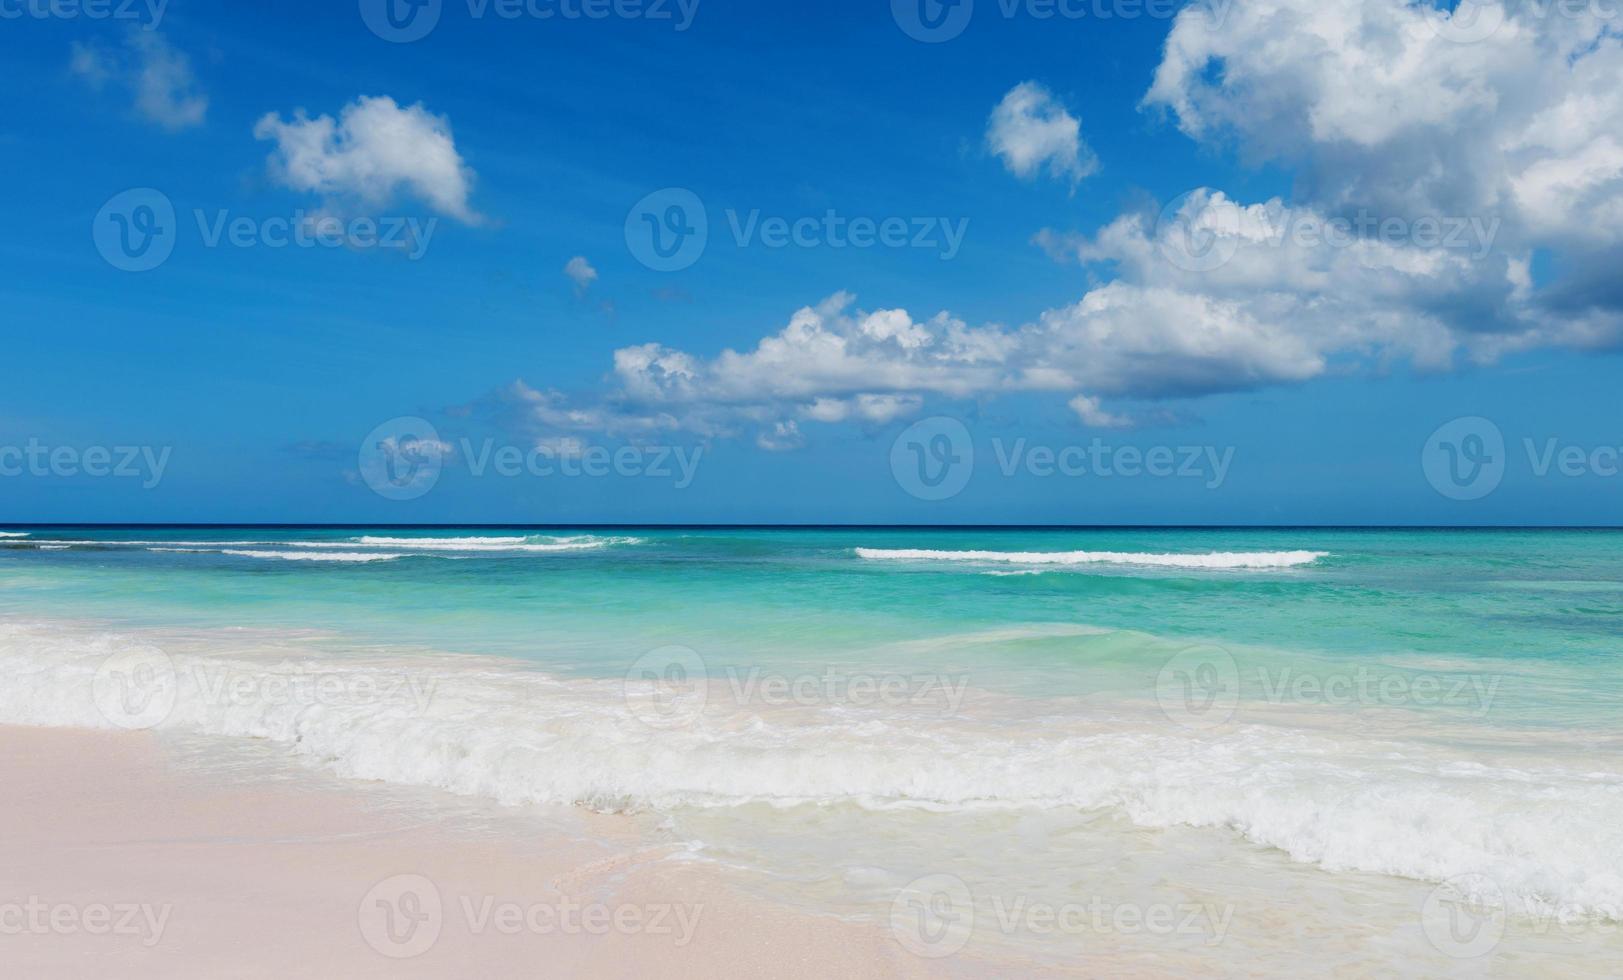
<box><xmin>1</xmin><ymin>621</ymin><xmax>1617</xmax><ymax>923</ymax></box>
<box><xmin>855</xmin><ymin>548</ymin><xmax>1330</xmax><ymax>569</ymax></box>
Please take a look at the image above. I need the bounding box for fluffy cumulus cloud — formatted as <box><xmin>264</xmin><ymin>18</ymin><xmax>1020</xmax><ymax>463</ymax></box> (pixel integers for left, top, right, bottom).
<box><xmin>253</xmin><ymin>96</ymin><xmax>480</xmax><ymax>222</ymax></box>
<box><xmin>495</xmin><ymin>279</ymin><xmax>1365</xmax><ymax>444</ymax></box>
<box><xmin>564</xmin><ymin>256</ymin><xmax>598</xmax><ymax>291</ymax></box>
<box><xmin>71</xmin><ymin>32</ymin><xmax>208</xmax><ymax>132</ymax></box>
<box><xmin>1144</xmin><ymin>0</ymin><xmax>1623</xmax><ymax>248</ymax></box>
<box><xmin>1137</xmin><ymin>0</ymin><xmax>1623</xmax><ymax>344</ymax></box>
<box><xmin>491</xmin><ymin>0</ymin><xmax>1623</xmax><ymax>450</ymax></box>
<box><xmin>987</xmin><ymin>81</ymin><xmax>1099</xmax><ymax>186</ymax></box>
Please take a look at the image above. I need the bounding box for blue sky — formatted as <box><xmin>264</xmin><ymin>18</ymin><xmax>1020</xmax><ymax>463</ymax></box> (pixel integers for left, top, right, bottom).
<box><xmin>2</xmin><ymin>0</ymin><xmax>1621</xmax><ymax>525</ymax></box>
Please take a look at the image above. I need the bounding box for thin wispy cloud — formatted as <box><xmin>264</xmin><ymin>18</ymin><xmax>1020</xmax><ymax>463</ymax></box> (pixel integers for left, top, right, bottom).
<box><xmin>71</xmin><ymin>31</ymin><xmax>207</xmax><ymax>132</ymax></box>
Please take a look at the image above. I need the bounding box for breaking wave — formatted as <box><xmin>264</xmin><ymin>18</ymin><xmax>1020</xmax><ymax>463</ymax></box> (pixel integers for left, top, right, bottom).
<box><xmin>855</xmin><ymin>548</ymin><xmax>1330</xmax><ymax>569</ymax></box>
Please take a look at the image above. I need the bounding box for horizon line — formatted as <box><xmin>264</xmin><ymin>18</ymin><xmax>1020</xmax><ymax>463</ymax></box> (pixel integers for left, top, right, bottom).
<box><xmin>3</xmin><ymin>523</ymin><xmax>1622</xmax><ymax>531</ymax></box>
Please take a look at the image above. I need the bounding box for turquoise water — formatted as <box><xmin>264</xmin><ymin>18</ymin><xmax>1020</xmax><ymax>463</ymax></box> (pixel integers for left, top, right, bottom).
<box><xmin>2</xmin><ymin>526</ymin><xmax>1621</xmax><ymax>971</ymax></box>
<box><xmin>3</xmin><ymin>526</ymin><xmax>1620</xmax><ymax>711</ymax></box>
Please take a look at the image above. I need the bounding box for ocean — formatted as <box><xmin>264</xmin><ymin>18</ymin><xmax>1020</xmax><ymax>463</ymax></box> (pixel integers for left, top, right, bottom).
<box><xmin>2</xmin><ymin>526</ymin><xmax>1620</xmax><ymax>972</ymax></box>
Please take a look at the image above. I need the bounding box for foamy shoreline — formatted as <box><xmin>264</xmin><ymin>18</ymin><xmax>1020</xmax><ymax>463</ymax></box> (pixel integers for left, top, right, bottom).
<box><xmin>0</xmin><ymin>724</ymin><xmax>1029</xmax><ymax>978</ymax></box>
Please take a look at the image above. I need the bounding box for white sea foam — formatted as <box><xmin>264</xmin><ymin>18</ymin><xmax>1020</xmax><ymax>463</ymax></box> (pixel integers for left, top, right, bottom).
<box><xmin>148</xmin><ymin>548</ymin><xmax>407</xmax><ymax>563</ymax></box>
<box><xmin>1</xmin><ymin>620</ymin><xmax>1618</xmax><ymax>922</ymax></box>
<box><xmin>351</xmin><ymin>535</ymin><xmax>638</xmax><ymax>552</ymax></box>
<box><xmin>0</xmin><ymin>532</ymin><xmax>29</xmax><ymax>538</ymax></box>
<box><xmin>856</xmin><ymin>548</ymin><xmax>1330</xmax><ymax>569</ymax></box>
<box><xmin>11</xmin><ymin>535</ymin><xmax>640</xmax><ymax>555</ymax></box>
<box><xmin>220</xmin><ymin>550</ymin><xmax>409</xmax><ymax>563</ymax></box>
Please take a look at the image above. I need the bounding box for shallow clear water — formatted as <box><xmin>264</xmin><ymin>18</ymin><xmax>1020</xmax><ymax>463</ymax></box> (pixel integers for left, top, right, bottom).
<box><xmin>2</xmin><ymin>526</ymin><xmax>1620</xmax><ymax>973</ymax></box>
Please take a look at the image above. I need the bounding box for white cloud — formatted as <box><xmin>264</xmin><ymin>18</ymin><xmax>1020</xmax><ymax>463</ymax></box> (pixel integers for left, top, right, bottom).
<box><xmin>757</xmin><ymin>421</ymin><xmax>803</xmax><ymax>452</ymax></box>
<box><xmin>564</xmin><ymin>256</ymin><xmax>598</xmax><ymax>292</ymax></box>
<box><xmin>485</xmin><ymin>0</ymin><xmax>1623</xmax><ymax>452</ymax></box>
<box><xmin>1069</xmin><ymin>395</ymin><xmax>1132</xmax><ymax>429</ymax></box>
<box><xmin>253</xmin><ymin>96</ymin><xmax>480</xmax><ymax>223</ymax></box>
<box><xmin>69</xmin><ymin>43</ymin><xmax>112</xmax><ymax>86</ymax></box>
<box><xmin>498</xmin><ymin>274</ymin><xmax>1412</xmax><ymax>447</ymax></box>
<box><xmin>987</xmin><ymin>81</ymin><xmax>1098</xmax><ymax>186</ymax></box>
<box><xmin>71</xmin><ymin>32</ymin><xmax>207</xmax><ymax>132</ymax></box>
<box><xmin>1143</xmin><ymin>0</ymin><xmax>1623</xmax><ymax>246</ymax></box>
<box><xmin>535</xmin><ymin>435</ymin><xmax>586</xmax><ymax>458</ymax></box>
